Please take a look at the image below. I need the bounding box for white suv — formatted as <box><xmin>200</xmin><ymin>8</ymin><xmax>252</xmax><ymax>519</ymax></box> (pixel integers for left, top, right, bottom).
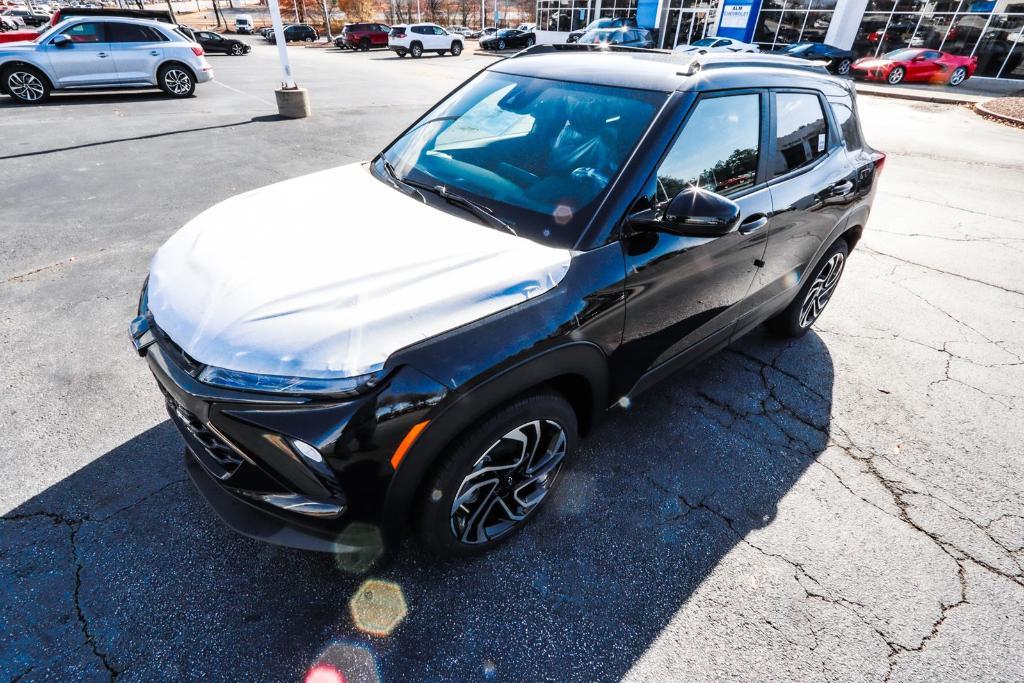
<box><xmin>388</xmin><ymin>23</ymin><xmax>463</xmax><ymax>58</ymax></box>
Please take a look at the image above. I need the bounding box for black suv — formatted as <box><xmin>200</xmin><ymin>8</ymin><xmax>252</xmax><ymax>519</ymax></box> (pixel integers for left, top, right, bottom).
<box><xmin>268</xmin><ymin>23</ymin><xmax>317</xmax><ymax>43</ymax></box>
<box><xmin>566</xmin><ymin>16</ymin><xmax>638</xmax><ymax>43</ymax></box>
<box><xmin>132</xmin><ymin>49</ymin><xmax>882</xmax><ymax>558</ymax></box>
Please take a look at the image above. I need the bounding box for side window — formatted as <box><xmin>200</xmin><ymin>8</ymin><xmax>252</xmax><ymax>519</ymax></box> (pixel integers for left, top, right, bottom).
<box><xmin>109</xmin><ymin>24</ymin><xmax>155</xmax><ymax>42</ymax></box>
<box><xmin>772</xmin><ymin>92</ymin><xmax>828</xmax><ymax>177</ymax></box>
<box><xmin>714</xmin><ymin>39</ymin><xmax>729</xmax><ymax>47</ymax></box>
<box><xmin>829</xmin><ymin>99</ymin><xmax>863</xmax><ymax>152</ymax></box>
<box><xmin>61</xmin><ymin>22</ymin><xmax>105</xmax><ymax>43</ymax></box>
<box><xmin>654</xmin><ymin>94</ymin><xmax>761</xmax><ymax>202</ymax></box>
<box><xmin>434</xmin><ymin>26</ymin><xmax>446</xmax><ymax>35</ymax></box>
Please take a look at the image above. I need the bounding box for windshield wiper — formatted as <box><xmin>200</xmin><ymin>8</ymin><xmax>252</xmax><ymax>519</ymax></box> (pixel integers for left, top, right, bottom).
<box><xmin>378</xmin><ymin>156</ymin><xmax>423</xmax><ymax>199</ymax></box>
<box><xmin>402</xmin><ymin>177</ymin><xmax>518</xmax><ymax>237</ymax></box>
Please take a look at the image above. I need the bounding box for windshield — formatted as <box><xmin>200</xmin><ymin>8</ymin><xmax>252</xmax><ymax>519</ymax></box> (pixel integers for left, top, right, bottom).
<box><xmin>781</xmin><ymin>43</ymin><xmax>811</xmax><ymax>53</ymax></box>
<box><xmin>497</xmin><ymin>29</ymin><xmax>517</xmax><ymax>36</ymax></box>
<box><xmin>691</xmin><ymin>38</ymin><xmax>717</xmax><ymax>47</ymax></box>
<box><xmin>379</xmin><ymin>71</ymin><xmax>666</xmax><ymax>248</ymax></box>
<box><xmin>884</xmin><ymin>48</ymin><xmax>923</xmax><ymax>60</ymax></box>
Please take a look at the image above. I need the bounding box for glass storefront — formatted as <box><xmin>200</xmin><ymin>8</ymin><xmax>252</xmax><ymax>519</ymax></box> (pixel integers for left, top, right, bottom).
<box><xmin>536</xmin><ymin>0</ymin><xmax>638</xmax><ymax>32</ymax></box>
<box><xmin>753</xmin><ymin>0</ymin><xmax>837</xmax><ymax>49</ymax></box>
<box><xmin>658</xmin><ymin>0</ymin><xmax>721</xmax><ymax>48</ymax></box>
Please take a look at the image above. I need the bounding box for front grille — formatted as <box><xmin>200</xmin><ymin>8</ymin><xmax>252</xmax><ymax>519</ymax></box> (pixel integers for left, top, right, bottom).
<box><xmin>162</xmin><ymin>389</ymin><xmax>243</xmax><ymax>479</ymax></box>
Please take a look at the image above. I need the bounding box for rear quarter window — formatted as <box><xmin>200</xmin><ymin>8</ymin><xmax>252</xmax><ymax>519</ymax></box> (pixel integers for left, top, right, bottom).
<box><xmin>772</xmin><ymin>92</ymin><xmax>829</xmax><ymax>176</ymax></box>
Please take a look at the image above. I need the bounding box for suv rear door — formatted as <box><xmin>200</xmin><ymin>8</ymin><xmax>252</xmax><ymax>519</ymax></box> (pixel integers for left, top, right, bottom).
<box><xmin>622</xmin><ymin>90</ymin><xmax>772</xmax><ymax>376</ymax></box>
<box><xmin>748</xmin><ymin>89</ymin><xmax>859</xmax><ymax>319</ymax></box>
<box><xmin>108</xmin><ymin>22</ymin><xmax>166</xmax><ymax>83</ymax></box>
<box><xmin>43</xmin><ymin>21</ymin><xmax>115</xmax><ymax>86</ymax></box>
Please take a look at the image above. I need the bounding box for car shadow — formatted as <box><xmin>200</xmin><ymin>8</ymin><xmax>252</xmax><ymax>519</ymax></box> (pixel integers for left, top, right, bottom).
<box><xmin>1</xmin><ymin>328</ymin><xmax>834</xmax><ymax>682</ymax></box>
<box><xmin>0</xmin><ymin>90</ymin><xmax>172</xmax><ymax>107</ymax></box>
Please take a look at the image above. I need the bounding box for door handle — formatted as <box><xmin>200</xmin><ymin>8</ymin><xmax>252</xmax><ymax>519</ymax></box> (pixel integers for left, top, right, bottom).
<box><xmin>738</xmin><ymin>214</ymin><xmax>769</xmax><ymax>235</ymax></box>
<box><xmin>150</xmin><ymin>50</ymin><xmax>160</xmax><ymax>56</ymax></box>
<box><xmin>831</xmin><ymin>180</ymin><xmax>854</xmax><ymax>196</ymax></box>
<box><xmin>97</xmin><ymin>52</ymin><xmax>108</xmax><ymax>58</ymax></box>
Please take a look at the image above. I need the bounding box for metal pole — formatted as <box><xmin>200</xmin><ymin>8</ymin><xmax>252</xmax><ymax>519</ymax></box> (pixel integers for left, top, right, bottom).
<box><xmin>268</xmin><ymin>0</ymin><xmax>296</xmax><ymax>88</ymax></box>
<box><xmin>417</xmin><ymin>0</ymin><xmax>421</xmax><ymax>23</ymax></box>
<box><xmin>320</xmin><ymin>0</ymin><xmax>332</xmax><ymax>40</ymax></box>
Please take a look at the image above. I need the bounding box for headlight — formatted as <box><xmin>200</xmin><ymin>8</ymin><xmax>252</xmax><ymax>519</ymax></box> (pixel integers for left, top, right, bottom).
<box><xmin>197</xmin><ymin>365</ymin><xmax>383</xmax><ymax>396</ymax></box>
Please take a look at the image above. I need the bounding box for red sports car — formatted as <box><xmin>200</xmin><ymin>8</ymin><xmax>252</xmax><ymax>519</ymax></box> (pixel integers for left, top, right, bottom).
<box><xmin>851</xmin><ymin>48</ymin><xmax>977</xmax><ymax>86</ymax></box>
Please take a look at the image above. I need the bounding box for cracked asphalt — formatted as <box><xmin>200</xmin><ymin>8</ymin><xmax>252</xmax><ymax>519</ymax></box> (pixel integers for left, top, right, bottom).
<box><xmin>2</xmin><ymin>42</ymin><xmax>1023</xmax><ymax>683</ymax></box>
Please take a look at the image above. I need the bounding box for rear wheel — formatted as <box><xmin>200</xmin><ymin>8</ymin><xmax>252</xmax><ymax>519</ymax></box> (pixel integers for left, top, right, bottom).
<box><xmin>2</xmin><ymin>65</ymin><xmax>49</xmax><ymax>103</ymax></box>
<box><xmin>887</xmin><ymin>66</ymin><xmax>905</xmax><ymax>84</ymax></box>
<box><xmin>525</xmin><ymin>37</ymin><xmax>534</xmax><ymax>47</ymax></box>
<box><xmin>497</xmin><ymin>39</ymin><xmax>506</xmax><ymax>50</ymax></box>
<box><xmin>836</xmin><ymin>58</ymin><xmax>852</xmax><ymax>75</ymax></box>
<box><xmin>304</xmin><ymin>36</ymin><xmax>314</xmax><ymax>42</ymax></box>
<box><xmin>416</xmin><ymin>392</ymin><xmax>577</xmax><ymax>556</ymax></box>
<box><xmin>410</xmin><ymin>41</ymin><xmax>423</xmax><ymax>58</ymax></box>
<box><xmin>766</xmin><ymin>240</ymin><xmax>849</xmax><ymax>337</ymax></box>
<box><xmin>158</xmin><ymin>64</ymin><xmax>195</xmax><ymax>98</ymax></box>
<box><xmin>949</xmin><ymin>66</ymin><xmax>967</xmax><ymax>86</ymax></box>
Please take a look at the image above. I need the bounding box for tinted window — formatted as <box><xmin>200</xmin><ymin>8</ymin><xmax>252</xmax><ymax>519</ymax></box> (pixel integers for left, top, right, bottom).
<box><xmin>656</xmin><ymin>94</ymin><xmax>761</xmax><ymax>199</ymax></box>
<box><xmin>773</xmin><ymin>92</ymin><xmax>828</xmax><ymax>176</ymax></box>
<box><xmin>433</xmin><ymin>26</ymin><xmax>446</xmax><ymax>35</ymax></box>
<box><xmin>829</xmin><ymin>100</ymin><xmax>862</xmax><ymax>152</ymax></box>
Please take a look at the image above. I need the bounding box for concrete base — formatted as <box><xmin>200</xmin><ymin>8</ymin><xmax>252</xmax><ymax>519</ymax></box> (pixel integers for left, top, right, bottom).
<box><xmin>275</xmin><ymin>87</ymin><xmax>310</xmax><ymax>119</ymax></box>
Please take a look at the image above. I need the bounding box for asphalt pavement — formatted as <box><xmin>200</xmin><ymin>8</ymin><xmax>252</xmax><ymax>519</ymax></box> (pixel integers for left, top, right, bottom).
<box><xmin>1</xmin><ymin>40</ymin><xmax>1023</xmax><ymax>682</ymax></box>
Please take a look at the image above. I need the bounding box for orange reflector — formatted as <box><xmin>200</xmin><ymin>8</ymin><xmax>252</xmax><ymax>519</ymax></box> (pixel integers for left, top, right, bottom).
<box><xmin>390</xmin><ymin>420</ymin><xmax>429</xmax><ymax>470</ymax></box>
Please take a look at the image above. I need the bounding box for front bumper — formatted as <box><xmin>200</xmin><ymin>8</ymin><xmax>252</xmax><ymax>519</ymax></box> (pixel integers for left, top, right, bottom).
<box><xmin>132</xmin><ymin>315</ymin><xmax>448</xmax><ymax>551</ymax></box>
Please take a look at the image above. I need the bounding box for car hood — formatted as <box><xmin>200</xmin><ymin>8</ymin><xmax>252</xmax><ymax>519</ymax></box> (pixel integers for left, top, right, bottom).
<box><xmin>0</xmin><ymin>40</ymin><xmax>39</xmax><ymax>50</ymax></box>
<box><xmin>147</xmin><ymin>163</ymin><xmax>572</xmax><ymax>380</ymax></box>
<box><xmin>673</xmin><ymin>45</ymin><xmax>701</xmax><ymax>53</ymax></box>
<box><xmin>853</xmin><ymin>59</ymin><xmax>891</xmax><ymax>68</ymax></box>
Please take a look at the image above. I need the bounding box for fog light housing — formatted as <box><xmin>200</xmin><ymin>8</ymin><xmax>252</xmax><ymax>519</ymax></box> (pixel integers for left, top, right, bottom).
<box><xmin>291</xmin><ymin>439</ymin><xmax>324</xmax><ymax>464</ymax></box>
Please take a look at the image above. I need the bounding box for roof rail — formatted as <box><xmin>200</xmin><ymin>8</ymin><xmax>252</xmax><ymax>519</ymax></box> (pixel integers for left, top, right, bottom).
<box><xmin>678</xmin><ymin>52</ymin><xmax>831</xmax><ymax>76</ymax></box>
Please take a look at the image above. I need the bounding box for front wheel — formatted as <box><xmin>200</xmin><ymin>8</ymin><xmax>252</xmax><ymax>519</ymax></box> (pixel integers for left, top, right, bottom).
<box><xmin>158</xmin><ymin>64</ymin><xmax>195</xmax><ymax>98</ymax></box>
<box><xmin>497</xmin><ymin>39</ymin><xmax>506</xmax><ymax>50</ymax></box>
<box><xmin>304</xmin><ymin>36</ymin><xmax>314</xmax><ymax>43</ymax></box>
<box><xmin>231</xmin><ymin>43</ymin><xmax>245</xmax><ymax>55</ymax></box>
<box><xmin>525</xmin><ymin>37</ymin><xmax>534</xmax><ymax>47</ymax></box>
<box><xmin>450</xmin><ymin>41</ymin><xmax>462</xmax><ymax>56</ymax></box>
<box><xmin>887</xmin><ymin>66</ymin><xmax>905</xmax><ymax>84</ymax></box>
<box><xmin>2</xmin><ymin>65</ymin><xmax>49</xmax><ymax>103</ymax></box>
<box><xmin>766</xmin><ymin>240</ymin><xmax>849</xmax><ymax>337</ymax></box>
<box><xmin>836</xmin><ymin>58</ymin><xmax>852</xmax><ymax>75</ymax></box>
<box><xmin>949</xmin><ymin>66</ymin><xmax>967</xmax><ymax>86</ymax></box>
<box><xmin>416</xmin><ymin>392</ymin><xmax>578</xmax><ymax>556</ymax></box>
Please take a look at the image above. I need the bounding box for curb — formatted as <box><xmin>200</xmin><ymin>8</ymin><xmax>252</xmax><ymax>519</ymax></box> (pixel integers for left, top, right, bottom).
<box><xmin>854</xmin><ymin>86</ymin><xmax>980</xmax><ymax>106</ymax></box>
<box><xmin>974</xmin><ymin>100</ymin><xmax>1024</xmax><ymax>126</ymax></box>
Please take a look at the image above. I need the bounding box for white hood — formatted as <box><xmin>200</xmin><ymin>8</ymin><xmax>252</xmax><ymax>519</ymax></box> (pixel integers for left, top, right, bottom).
<box><xmin>147</xmin><ymin>163</ymin><xmax>572</xmax><ymax>379</ymax></box>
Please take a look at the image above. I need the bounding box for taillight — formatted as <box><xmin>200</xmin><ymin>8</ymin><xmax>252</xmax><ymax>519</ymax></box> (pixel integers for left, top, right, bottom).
<box><xmin>872</xmin><ymin>151</ymin><xmax>886</xmax><ymax>177</ymax></box>
<box><xmin>393</xmin><ymin>32</ymin><xmax>405</xmax><ymax>39</ymax></box>
<box><xmin>191</xmin><ymin>46</ymin><xmax>204</xmax><ymax>56</ymax></box>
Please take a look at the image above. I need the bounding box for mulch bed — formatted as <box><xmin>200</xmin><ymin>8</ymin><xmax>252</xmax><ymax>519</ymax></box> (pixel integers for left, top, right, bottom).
<box><xmin>976</xmin><ymin>96</ymin><xmax>1024</xmax><ymax>128</ymax></box>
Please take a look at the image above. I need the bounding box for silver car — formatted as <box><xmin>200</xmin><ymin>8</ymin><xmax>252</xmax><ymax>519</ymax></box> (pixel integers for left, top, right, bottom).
<box><xmin>0</xmin><ymin>16</ymin><xmax>213</xmax><ymax>103</ymax></box>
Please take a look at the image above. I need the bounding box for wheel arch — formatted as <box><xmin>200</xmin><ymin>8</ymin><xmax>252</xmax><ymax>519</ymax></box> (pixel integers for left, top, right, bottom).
<box><xmin>841</xmin><ymin>224</ymin><xmax>863</xmax><ymax>251</ymax></box>
<box><xmin>155</xmin><ymin>59</ymin><xmax>197</xmax><ymax>83</ymax></box>
<box><xmin>380</xmin><ymin>342</ymin><xmax>609</xmax><ymax>536</ymax></box>
<box><xmin>0</xmin><ymin>59</ymin><xmax>54</xmax><ymax>90</ymax></box>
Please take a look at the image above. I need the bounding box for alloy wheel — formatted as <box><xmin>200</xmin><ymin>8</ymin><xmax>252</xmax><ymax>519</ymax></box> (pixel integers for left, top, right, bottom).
<box><xmin>8</xmin><ymin>71</ymin><xmax>44</xmax><ymax>102</ymax></box>
<box><xmin>232</xmin><ymin>44</ymin><xmax>244</xmax><ymax>55</ymax></box>
<box><xmin>164</xmin><ymin>69</ymin><xmax>191</xmax><ymax>95</ymax></box>
<box><xmin>888</xmin><ymin>67</ymin><xmax>904</xmax><ymax>84</ymax></box>
<box><xmin>837</xmin><ymin>59</ymin><xmax>851</xmax><ymax>75</ymax></box>
<box><xmin>798</xmin><ymin>252</ymin><xmax>845</xmax><ymax>328</ymax></box>
<box><xmin>950</xmin><ymin>68</ymin><xmax>966</xmax><ymax>86</ymax></box>
<box><xmin>450</xmin><ymin>419</ymin><xmax>567</xmax><ymax>544</ymax></box>
<box><xmin>498</xmin><ymin>39</ymin><xmax>505</xmax><ymax>50</ymax></box>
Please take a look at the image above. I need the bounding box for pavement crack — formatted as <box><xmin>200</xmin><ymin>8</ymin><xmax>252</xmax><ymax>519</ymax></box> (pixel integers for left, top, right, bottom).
<box><xmin>864</xmin><ymin>245</ymin><xmax>1024</xmax><ymax>297</ymax></box>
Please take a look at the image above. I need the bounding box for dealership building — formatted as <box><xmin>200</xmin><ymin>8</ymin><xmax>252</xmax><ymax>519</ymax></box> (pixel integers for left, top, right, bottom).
<box><xmin>535</xmin><ymin>0</ymin><xmax>1024</xmax><ymax>79</ymax></box>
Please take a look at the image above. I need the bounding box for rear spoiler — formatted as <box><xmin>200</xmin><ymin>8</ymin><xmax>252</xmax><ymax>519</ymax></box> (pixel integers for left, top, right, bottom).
<box><xmin>51</xmin><ymin>8</ymin><xmax>176</xmax><ymax>28</ymax></box>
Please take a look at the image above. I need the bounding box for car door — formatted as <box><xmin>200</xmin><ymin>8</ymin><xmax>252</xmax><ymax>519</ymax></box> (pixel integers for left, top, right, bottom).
<box><xmin>108</xmin><ymin>22</ymin><xmax>166</xmax><ymax>83</ymax></box>
<box><xmin>747</xmin><ymin>89</ymin><xmax>858</xmax><ymax>320</ymax></box>
<box><xmin>43</xmin><ymin>21</ymin><xmax>115</xmax><ymax>87</ymax></box>
<box><xmin>909</xmin><ymin>50</ymin><xmax>941</xmax><ymax>80</ymax></box>
<box><xmin>431</xmin><ymin>25</ymin><xmax>448</xmax><ymax>48</ymax></box>
<box><xmin>194</xmin><ymin>31</ymin><xmax>221</xmax><ymax>53</ymax></box>
<box><xmin>375</xmin><ymin>25</ymin><xmax>390</xmax><ymax>46</ymax></box>
<box><xmin>621</xmin><ymin>90</ymin><xmax>772</xmax><ymax>377</ymax></box>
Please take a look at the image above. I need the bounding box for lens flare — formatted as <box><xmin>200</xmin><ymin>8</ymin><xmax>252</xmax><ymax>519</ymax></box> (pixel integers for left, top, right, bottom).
<box><xmin>305</xmin><ymin>663</ymin><xmax>347</xmax><ymax>683</ymax></box>
<box><xmin>308</xmin><ymin>642</ymin><xmax>381</xmax><ymax>683</ymax></box>
<box><xmin>333</xmin><ymin>522</ymin><xmax>385</xmax><ymax>574</ymax></box>
<box><xmin>349</xmin><ymin>579</ymin><xmax>408</xmax><ymax>637</ymax></box>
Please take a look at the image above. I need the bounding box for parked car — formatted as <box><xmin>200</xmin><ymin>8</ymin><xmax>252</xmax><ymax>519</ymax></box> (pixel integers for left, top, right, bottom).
<box><xmin>338</xmin><ymin>22</ymin><xmax>389</xmax><ymax>50</ymax></box>
<box><xmin>257</xmin><ymin>26</ymin><xmax>274</xmax><ymax>38</ymax></box>
<box><xmin>2</xmin><ymin>8</ymin><xmax>49</xmax><ymax>27</ymax></box>
<box><xmin>388</xmin><ymin>23</ymin><xmax>463</xmax><ymax>58</ymax></box>
<box><xmin>447</xmin><ymin>25</ymin><xmax>472</xmax><ymax>37</ymax></box>
<box><xmin>673</xmin><ymin>36</ymin><xmax>759</xmax><ymax>54</ymax></box>
<box><xmin>469</xmin><ymin>26</ymin><xmax>495</xmax><ymax>40</ymax></box>
<box><xmin>267</xmin><ymin>23</ymin><xmax>317</xmax><ymax>43</ymax></box>
<box><xmin>131</xmin><ymin>51</ymin><xmax>882</xmax><ymax>557</ymax></box>
<box><xmin>187</xmin><ymin>29</ymin><xmax>251</xmax><ymax>56</ymax></box>
<box><xmin>234</xmin><ymin>14</ymin><xmax>252</xmax><ymax>34</ymax></box>
<box><xmin>0</xmin><ymin>16</ymin><xmax>212</xmax><ymax>103</ymax></box>
<box><xmin>851</xmin><ymin>47</ymin><xmax>976</xmax><ymax>85</ymax></box>
<box><xmin>578</xmin><ymin>27</ymin><xmax>654</xmax><ymax>48</ymax></box>
<box><xmin>516</xmin><ymin>23</ymin><xmax>536</xmax><ymax>31</ymax></box>
<box><xmin>775</xmin><ymin>41</ymin><xmax>856</xmax><ymax>75</ymax></box>
<box><xmin>566</xmin><ymin>16</ymin><xmax>636</xmax><ymax>43</ymax></box>
<box><xmin>479</xmin><ymin>28</ymin><xmax>535</xmax><ymax>50</ymax></box>
<box><xmin>0</xmin><ymin>13</ymin><xmax>36</xmax><ymax>43</ymax></box>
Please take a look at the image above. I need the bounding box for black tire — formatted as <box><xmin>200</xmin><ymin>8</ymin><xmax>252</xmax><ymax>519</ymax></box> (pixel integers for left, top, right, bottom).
<box><xmin>497</xmin><ymin>39</ymin><xmax>506</xmax><ymax>50</ymax></box>
<box><xmin>887</xmin><ymin>66</ymin><xmax>905</xmax><ymax>84</ymax></box>
<box><xmin>410</xmin><ymin>41</ymin><xmax>423</xmax><ymax>58</ymax></box>
<box><xmin>304</xmin><ymin>36</ymin><xmax>314</xmax><ymax>43</ymax></box>
<box><xmin>836</xmin><ymin>58</ymin><xmax>851</xmax><ymax>75</ymax></box>
<box><xmin>2</xmin><ymin>64</ymin><xmax>50</xmax><ymax>103</ymax></box>
<box><xmin>949</xmin><ymin>66</ymin><xmax>968</xmax><ymax>86</ymax></box>
<box><xmin>360</xmin><ymin>37</ymin><xmax>370</xmax><ymax>51</ymax></box>
<box><xmin>158</xmin><ymin>63</ymin><xmax>196</xmax><ymax>98</ymax></box>
<box><xmin>766</xmin><ymin>239</ymin><xmax>849</xmax><ymax>337</ymax></box>
<box><xmin>231</xmin><ymin>43</ymin><xmax>245</xmax><ymax>55</ymax></box>
<box><xmin>416</xmin><ymin>391</ymin><xmax>578</xmax><ymax>556</ymax></box>
<box><xmin>525</xmin><ymin>37</ymin><xmax>534</xmax><ymax>47</ymax></box>
<box><xmin>450</xmin><ymin>41</ymin><xmax>462</xmax><ymax>56</ymax></box>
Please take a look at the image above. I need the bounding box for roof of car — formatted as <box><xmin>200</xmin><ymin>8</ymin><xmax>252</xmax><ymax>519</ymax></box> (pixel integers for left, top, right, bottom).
<box><xmin>491</xmin><ymin>49</ymin><xmax>852</xmax><ymax>96</ymax></box>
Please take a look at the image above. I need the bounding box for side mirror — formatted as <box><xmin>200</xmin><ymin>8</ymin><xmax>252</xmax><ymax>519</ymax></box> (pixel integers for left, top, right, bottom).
<box><xmin>633</xmin><ymin>187</ymin><xmax>741</xmax><ymax>237</ymax></box>
<box><xmin>52</xmin><ymin>34</ymin><xmax>71</xmax><ymax>48</ymax></box>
